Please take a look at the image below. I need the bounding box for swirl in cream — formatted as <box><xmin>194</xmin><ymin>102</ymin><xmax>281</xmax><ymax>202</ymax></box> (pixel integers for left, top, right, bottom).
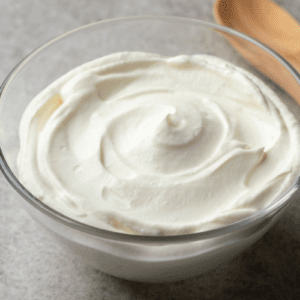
<box><xmin>17</xmin><ymin>52</ymin><xmax>300</xmax><ymax>235</ymax></box>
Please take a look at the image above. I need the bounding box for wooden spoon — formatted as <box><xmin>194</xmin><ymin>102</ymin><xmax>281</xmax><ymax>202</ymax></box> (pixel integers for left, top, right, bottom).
<box><xmin>214</xmin><ymin>0</ymin><xmax>300</xmax><ymax>104</ymax></box>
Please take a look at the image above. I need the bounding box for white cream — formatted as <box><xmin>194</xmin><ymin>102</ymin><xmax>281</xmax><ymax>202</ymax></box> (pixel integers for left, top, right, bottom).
<box><xmin>17</xmin><ymin>52</ymin><xmax>300</xmax><ymax>235</ymax></box>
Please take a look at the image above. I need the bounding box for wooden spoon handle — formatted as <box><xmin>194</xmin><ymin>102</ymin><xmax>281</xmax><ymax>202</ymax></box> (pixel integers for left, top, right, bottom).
<box><xmin>215</xmin><ymin>31</ymin><xmax>300</xmax><ymax>105</ymax></box>
<box><xmin>214</xmin><ymin>0</ymin><xmax>300</xmax><ymax>105</ymax></box>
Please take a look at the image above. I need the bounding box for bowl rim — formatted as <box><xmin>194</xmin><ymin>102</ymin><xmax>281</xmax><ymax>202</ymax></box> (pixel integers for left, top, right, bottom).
<box><xmin>1</xmin><ymin>15</ymin><xmax>300</xmax><ymax>244</ymax></box>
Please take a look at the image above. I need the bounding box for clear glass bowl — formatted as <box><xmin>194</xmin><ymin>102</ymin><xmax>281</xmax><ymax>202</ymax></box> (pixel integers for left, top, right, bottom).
<box><xmin>1</xmin><ymin>16</ymin><xmax>300</xmax><ymax>283</ymax></box>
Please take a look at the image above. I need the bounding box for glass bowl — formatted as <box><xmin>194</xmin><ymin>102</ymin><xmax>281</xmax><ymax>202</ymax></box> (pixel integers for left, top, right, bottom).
<box><xmin>1</xmin><ymin>16</ymin><xmax>300</xmax><ymax>283</ymax></box>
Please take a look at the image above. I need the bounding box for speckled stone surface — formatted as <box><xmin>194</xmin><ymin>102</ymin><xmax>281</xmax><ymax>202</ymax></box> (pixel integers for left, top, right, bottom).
<box><xmin>1</xmin><ymin>0</ymin><xmax>300</xmax><ymax>299</ymax></box>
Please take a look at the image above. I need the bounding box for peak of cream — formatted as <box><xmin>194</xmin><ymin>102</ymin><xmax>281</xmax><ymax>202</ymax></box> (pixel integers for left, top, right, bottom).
<box><xmin>17</xmin><ymin>52</ymin><xmax>300</xmax><ymax>235</ymax></box>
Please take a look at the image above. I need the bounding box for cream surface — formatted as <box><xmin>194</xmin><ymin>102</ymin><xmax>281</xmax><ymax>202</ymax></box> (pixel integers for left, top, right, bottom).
<box><xmin>17</xmin><ymin>52</ymin><xmax>300</xmax><ymax>235</ymax></box>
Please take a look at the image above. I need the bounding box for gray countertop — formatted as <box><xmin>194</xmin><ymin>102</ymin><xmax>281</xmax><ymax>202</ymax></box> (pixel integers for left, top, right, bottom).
<box><xmin>1</xmin><ymin>0</ymin><xmax>300</xmax><ymax>299</ymax></box>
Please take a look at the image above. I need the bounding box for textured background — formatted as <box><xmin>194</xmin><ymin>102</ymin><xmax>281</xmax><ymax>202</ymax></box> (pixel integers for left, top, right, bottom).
<box><xmin>1</xmin><ymin>0</ymin><xmax>300</xmax><ymax>299</ymax></box>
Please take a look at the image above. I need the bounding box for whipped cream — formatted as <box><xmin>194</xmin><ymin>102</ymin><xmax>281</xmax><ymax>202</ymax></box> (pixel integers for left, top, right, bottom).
<box><xmin>17</xmin><ymin>52</ymin><xmax>300</xmax><ymax>235</ymax></box>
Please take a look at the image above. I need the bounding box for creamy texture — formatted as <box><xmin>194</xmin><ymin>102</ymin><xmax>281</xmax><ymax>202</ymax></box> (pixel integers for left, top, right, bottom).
<box><xmin>17</xmin><ymin>52</ymin><xmax>300</xmax><ymax>235</ymax></box>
